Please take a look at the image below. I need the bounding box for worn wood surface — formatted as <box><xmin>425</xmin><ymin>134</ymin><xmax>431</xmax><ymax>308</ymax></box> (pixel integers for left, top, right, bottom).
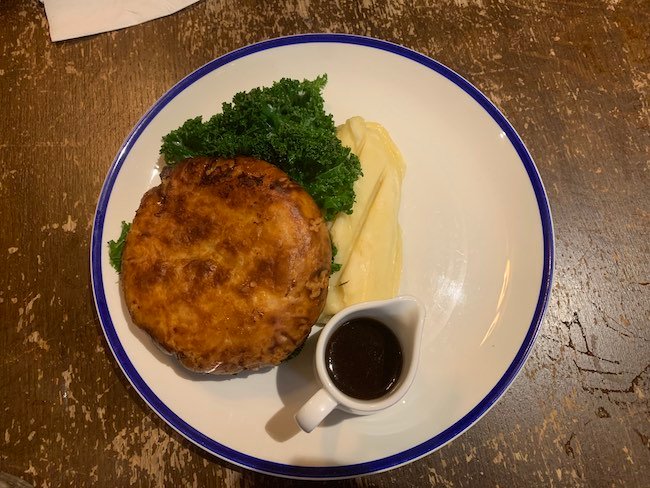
<box><xmin>1</xmin><ymin>0</ymin><xmax>648</xmax><ymax>486</ymax></box>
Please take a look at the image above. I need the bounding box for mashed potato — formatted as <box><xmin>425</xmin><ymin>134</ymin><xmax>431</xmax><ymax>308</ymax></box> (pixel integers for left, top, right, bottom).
<box><xmin>323</xmin><ymin>117</ymin><xmax>405</xmax><ymax>316</ymax></box>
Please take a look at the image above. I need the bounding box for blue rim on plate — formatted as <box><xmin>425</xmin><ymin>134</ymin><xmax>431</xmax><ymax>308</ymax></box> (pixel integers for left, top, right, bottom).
<box><xmin>90</xmin><ymin>33</ymin><xmax>554</xmax><ymax>479</ymax></box>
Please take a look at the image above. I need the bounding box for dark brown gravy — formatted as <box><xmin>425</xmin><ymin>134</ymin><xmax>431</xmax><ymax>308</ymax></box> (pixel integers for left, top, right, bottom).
<box><xmin>325</xmin><ymin>317</ymin><xmax>403</xmax><ymax>400</ymax></box>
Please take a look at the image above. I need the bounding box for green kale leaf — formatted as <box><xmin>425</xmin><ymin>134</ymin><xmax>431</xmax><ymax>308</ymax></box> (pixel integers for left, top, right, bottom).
<box><xmin>108</xmin><ymin>221</ymin><xmax>131</xmax><ymax>273</ymax></box>
<box><xmin>160</xmin><ymin>75</ymin><xmax>361</xmax><ymax>220</ymax></box>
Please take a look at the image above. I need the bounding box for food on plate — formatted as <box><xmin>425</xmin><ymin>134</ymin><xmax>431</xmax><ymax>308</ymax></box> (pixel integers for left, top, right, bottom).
<box><xmin>323</xmin><ymin>117</ymin><xmax>405</xmax><ymax>316</ymax></box>
<box><xmin>109</xmin><ymin>76</ymin><xmax>406</xmax><ymax>373</ymax></box>
<box><xmin>109</xmin><ymin>76</ymin><xmax>359</xmax><ymax>274</ymax></box>
<box><xmin>121</xmin><ymin>156</ymin><xmax>331</xmax><ymax>374</ymax></box>
<box><xmin>160</xmin><ymin>75</ymin><xmax>362</xmax><ymax>221</ymax></box>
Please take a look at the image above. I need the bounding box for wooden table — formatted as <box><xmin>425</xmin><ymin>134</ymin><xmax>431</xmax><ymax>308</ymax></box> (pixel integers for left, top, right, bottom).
<box><xmin>1</xmin><ymin>0</ymin><xmax>648</xmax><ymax>486</ymax></box>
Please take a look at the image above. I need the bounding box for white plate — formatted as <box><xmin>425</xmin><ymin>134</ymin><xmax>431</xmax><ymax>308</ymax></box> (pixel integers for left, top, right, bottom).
<box><xmin>91</xmin><ymin>34</ymin><xmax>554</xmax><ymax>479</ymax></box>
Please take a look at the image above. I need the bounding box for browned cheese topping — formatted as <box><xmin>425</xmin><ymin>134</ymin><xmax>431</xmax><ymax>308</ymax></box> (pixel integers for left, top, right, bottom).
<box><xmin>121</xmin><ymin>156</ymin><xmax>331</xmax><ymax>374</ymax></box>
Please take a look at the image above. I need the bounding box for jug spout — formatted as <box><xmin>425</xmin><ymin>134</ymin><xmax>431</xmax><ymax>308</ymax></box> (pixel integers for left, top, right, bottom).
<box><xmin>339</xmin><ymin>295</ymin><xmax>425</xmax><ymax>355</ymax></box>
<box><xmin>349</xmin><ymin>296</ymin><xmax>426</xmax><ymax>382</ymax></box>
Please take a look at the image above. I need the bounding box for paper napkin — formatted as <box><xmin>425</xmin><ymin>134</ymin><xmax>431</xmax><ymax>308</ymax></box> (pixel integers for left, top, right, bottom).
<box><xmin>42</xmin><ymin>0</ymin><xmax>202</xmax><ymax>42</ymax></box>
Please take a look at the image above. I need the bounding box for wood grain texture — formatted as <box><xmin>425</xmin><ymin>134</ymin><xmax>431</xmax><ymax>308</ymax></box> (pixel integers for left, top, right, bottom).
<box><xmin>0</xmin><ymin>0</ymin><xmax>648</xmax><ymax>486</ymax></box>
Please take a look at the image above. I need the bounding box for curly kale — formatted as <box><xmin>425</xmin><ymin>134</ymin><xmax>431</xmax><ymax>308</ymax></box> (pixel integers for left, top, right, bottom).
<box><xmin>108</xmin><ymin>221</ymin><xmax>131</xmax><ymax>273</ymax></box>
<box><xmin>160</xmin><ymin>75</ymin><xmax>361</xmax><ymax>221</ymax></box>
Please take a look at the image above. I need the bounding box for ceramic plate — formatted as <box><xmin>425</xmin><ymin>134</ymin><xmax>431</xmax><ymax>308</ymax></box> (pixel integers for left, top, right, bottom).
<box><xmin>91</xmin><ymin>34</ymin><xmax>554</xmax><ymax>479</ymax></box>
